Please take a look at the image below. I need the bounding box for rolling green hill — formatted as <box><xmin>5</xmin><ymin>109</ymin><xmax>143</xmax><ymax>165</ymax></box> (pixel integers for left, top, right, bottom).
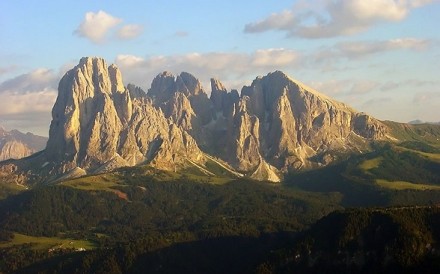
<box><xmin>286</xmin><ymin>142</ymin><xmax>440</xmax><ymax>206</ymax></box>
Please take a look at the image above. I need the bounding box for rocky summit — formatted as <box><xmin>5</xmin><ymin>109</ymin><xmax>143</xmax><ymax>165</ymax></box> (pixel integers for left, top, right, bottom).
<box><xmin>0</xmin><ymin>57</ymin><xmax>390</xmax><ymax>184</ymax></box>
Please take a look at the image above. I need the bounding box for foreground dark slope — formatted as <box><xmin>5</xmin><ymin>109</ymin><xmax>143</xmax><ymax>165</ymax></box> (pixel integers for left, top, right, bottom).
<box><xmin>257</xmin><ymin>206</ymin><xmax>440</xmax><ymax>273</ymax></box>
<box><xmin>0</xmin><ymin>169</ymin><xmax>341</xmax><ymax>273</ymax></box>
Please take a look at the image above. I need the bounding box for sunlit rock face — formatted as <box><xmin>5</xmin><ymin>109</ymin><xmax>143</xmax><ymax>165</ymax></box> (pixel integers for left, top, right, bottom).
<box><xmin>0</xmin><ymin>57</ymin><xmax>389</xmax><ymax>184</ymax></box>
<box><xmin>46</xmin><ymin>57</ymin><xmax>204</xmax><ymax>174</ymax></box>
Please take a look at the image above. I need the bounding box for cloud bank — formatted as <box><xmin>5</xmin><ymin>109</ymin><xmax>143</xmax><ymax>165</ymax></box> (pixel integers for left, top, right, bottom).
<box><xmin>115</xmin><ymin>49</ymin><xmax>301</xmax><ymax>90</ymax></box>
<box><xmin>244</xmin><ymin>0</ymin><xmax>435</xmax><ymax>38</ymax></box>
<box><xmin>0</xmin><ymin>69</ymin><xmax>59</xmax><ymax>136</ymax></box>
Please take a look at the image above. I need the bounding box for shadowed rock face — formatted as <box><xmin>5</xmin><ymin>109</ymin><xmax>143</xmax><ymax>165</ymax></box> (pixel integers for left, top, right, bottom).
<box><xmin>0</xmin><ymin>57</ymin><xmax>389</xmax><ymax>184</ymax></box>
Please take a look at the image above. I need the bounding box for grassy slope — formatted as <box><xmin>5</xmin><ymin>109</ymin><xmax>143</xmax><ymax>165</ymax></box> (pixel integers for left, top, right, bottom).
<box><xmin>286</xmin><ymin>140</ymin><xmax>440</xmax><ymax>206</ymax></box>
<box><xmin>0</xmin><ymin>182</ymin><xmax>27</xmax><ymax>200</ymax></box>
<box><xmin>383</xmin><ymin>120</ymin><xmax>440</xmax><ymax>144</ymax></box>
<box><xmin>0</xmin><ymin>233</ymin><xmax>94</xmax><ymax>250</ymax></box>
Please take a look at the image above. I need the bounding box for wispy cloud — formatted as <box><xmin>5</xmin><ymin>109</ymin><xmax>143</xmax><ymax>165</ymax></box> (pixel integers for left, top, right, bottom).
<box><xmin>380</xmin><ymin>79</ymin><xmax>438</xmax><ymax>92</ymax></box>
<box><xmin>361</xmin><ymin>97</ymin><xmax>393</xmax><ymax>108</ymax></box>
<box><xmin>335</xmin><ymin>38</ymin><xmax>429</xmax><ymax>57</ymax></box>
<box><xmin>244</xmin><ymin>0</ymin><xmax>435</xmax><ymax>38</ymax></box>
<box><xmin>413</xmin><ymin>91</ymin><xmax>440</xmax><ymax>103</ymax></box>
<box><xmin>117</xmin><ymin>24</ymin><xmax>144</xmax><ymax>40</ymax></box>
<box><xmin>0</xmin><ymin>65</ymin><xmax>18</xmax><ymax>77</ymax></box>
<box><xmin>174</xmin><ymin>31</ymin><xmax>189</xmax><ymax>38</ymax></box>
<box><xmin>309</xmin><ymin>79</ymin><xmax>379</xmax><ymax>97</ymax></box>
<box><xmin>350</xmin><ymin>80</ymin><xmax>380</xmax><ymax>94</ymax></box>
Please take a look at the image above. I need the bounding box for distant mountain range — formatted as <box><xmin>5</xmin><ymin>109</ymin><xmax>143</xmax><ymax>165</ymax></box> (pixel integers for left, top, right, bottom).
<box><xmin>409</xmin><ymin>120</ymin><xmax>440</xmax><ymax>125</ymax></box>
<box><xmin>0</xmin><ymin>57</ymin><xmax>439</xmax><ymax>185</ymax></box>
<box><xmin>0</xmin><ymin>127</ymin><xmax>47</xmax><ymax>161</ymax></box>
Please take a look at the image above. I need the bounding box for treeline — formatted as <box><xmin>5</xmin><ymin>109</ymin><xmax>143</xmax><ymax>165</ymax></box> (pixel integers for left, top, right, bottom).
<box><xmin>257</xmin><ymin>206</ymin><xmax>440</xmax><ymax>273</ymax></box>
<box><xmin>0</xmin><ymin>176</ymin><xmax>341</xmax><ymax>272</ymax></box>
<box><xmin>0</xmin><ymin>178</ymin><xmax>340</xmax><ymax>240</ymax></box>
<box><xmin>15</xmin><ymin>233</ymin><xmax>296</xmax><ymax>274</ymax></box>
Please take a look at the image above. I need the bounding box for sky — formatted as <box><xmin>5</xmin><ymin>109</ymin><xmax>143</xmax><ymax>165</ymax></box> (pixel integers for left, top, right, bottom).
<box><xmin>0</xmin><ymin>0</ymin><xmax>439</xmax><ymax>136</ymax></box>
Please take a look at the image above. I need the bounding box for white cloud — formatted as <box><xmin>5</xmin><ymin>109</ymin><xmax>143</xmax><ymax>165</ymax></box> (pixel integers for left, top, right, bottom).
<box><xmin>115</xmin><ymin>49</ymin><xmax>301</xmax><ymax>91</ymax></box>
<box><xmin>350</xmin><ymin>80</ymin><xmax>379</xmax><ymax>94</ymax></box>
<box><xmin>252</xmin><ymin>48</ymin><xmax>299</xmax><ymax>67</ymax></box>
<box><xmin>244</xmin><ymin>0</ymin><xmax>435</xmax><ymax>38</ymax></box>
<box><xmin>117</xmin><ymin>24</ymin><xmax>143</xmax><ymax>40</ymax></box>
<box><xmin>74</xmin><ymin>10</ymin><xmax>122</xmax><ymax>43</ymax></box>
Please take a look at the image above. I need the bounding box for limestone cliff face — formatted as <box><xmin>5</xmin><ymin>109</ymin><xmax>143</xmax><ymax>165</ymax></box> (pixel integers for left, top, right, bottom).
<box><xmin>148</xmin><ymin>71</ymin><xmax>212</xmax><ymax>126</ymax></box>
<box><xmin>234</xmin><ymin>71</ymin><xmax>387</xmax><ymax>173</ymax></box>
<box><xmin>45</xmin><ymin>57</ymin><xmax>203</xmax><ymax>175</ymax></box>
<box><xmin>0</xmin><ymin>128</ymin><xmax>47</xmax><ymax>161</ymax></box>
<box><xmin>0</xmin><ymin>57</ymin><xmax>390</xmax><ymax>184</ymax></box>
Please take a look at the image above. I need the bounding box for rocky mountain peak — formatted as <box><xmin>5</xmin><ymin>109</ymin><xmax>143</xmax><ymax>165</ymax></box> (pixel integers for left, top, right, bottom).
<box><xmin>179</xmin><ymin>72</ymin><xmax>204</xmax><ymax>96</ymax></box>
<box><xmin>148</xmin><ymin>71</ymin><xmax>212</xmax><ymax>127</ymax></box>
<box><xmin>210</xmin><ymin>78</ymin><xmax>228</xmax><ymax>113</ymax></box>
<box><xmin>0</xmin><ymin>58</ymin><xmax>394</xmax><ymax>184</ymax></box>
<box><xmin>43</xmin><ymin>58</ymin><xmax>204</xmax><ymax>177</ymax></box>
<box><xmin>148</xmin><ymin>71</ymin><xmax>177</xmax><ymax>103</ymax></box>
<box><xmin>148</xmin><ymin>71</ymin><xmax>207</xmax><ymax>104</ymax></box>
<box><xmin>211</xmin><ymin>78</ymin><xmax>227</xmax><ymax>93</ymax></box>
<box><xmin>46</xmin><ymin>56</ymin><xmax>130</xmax><ymax>164</ymax></box>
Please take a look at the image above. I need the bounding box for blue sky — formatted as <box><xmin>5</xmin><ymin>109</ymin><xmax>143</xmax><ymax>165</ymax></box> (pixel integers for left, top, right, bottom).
<box><xmin>0</xmin><ymin>0</ymin><xmax>439</xmax><ymax>136</ymax></box>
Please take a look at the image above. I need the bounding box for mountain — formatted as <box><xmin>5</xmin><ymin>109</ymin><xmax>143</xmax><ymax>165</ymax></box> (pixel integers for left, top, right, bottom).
<box><xmin>0</xmin><ymin>57</ymin><xmax>432</xmax><ymax>185</ymax></box>
<box><xmin>0</xmin><ymin>127</ymin><xmax>47</xmax><ymax>161</ymax></box>
<box><xmin>409</xmin><ymin>120</ymin><xmax>440</xmax><ymax>125</ymax></box>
